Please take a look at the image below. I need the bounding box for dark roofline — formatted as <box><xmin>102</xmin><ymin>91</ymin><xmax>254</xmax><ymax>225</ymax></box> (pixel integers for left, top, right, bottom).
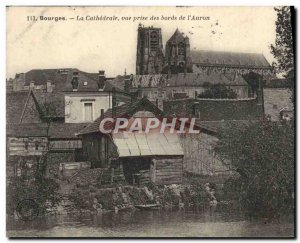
<box><xmin>193</xmin><ymin>50</ymin><xmax>269</xmax><ymax>56</ymax></box>
<box><xmin>193</xmin><ymin>63</ymin><xmax>272</xmax><ymax>69</ymax></box>
<box><xmin>63</xmin><ymin>89</ymin><xmax>132</xmax><ymax>96</ymax></box>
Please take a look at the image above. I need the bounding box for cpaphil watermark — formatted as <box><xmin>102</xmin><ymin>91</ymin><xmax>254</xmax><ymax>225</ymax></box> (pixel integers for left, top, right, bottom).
<box><xmin>99</xmin><ymin>117</ymin><xmax>199</xmax><ymax>134</ymax></box>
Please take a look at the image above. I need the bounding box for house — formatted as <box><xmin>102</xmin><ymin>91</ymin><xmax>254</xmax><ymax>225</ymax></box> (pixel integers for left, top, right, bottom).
<box><xmin>6</xmin><ymin>70</ymin><xmax>133</xmax><ymax>179</ymax></box>
<box><xmin>77</xmin><ymin>97</ymin><xmax>185</xmax><ymax>185</ymax></box>
<box><xmin>6</xmin><ymin>90</ymin><xmax>88</xmax><ymax>178</ymax></box>
<box><xmin>65</xmin><ymin>71</ymin><xmax>132</xmax><ymax>123</ymax></box>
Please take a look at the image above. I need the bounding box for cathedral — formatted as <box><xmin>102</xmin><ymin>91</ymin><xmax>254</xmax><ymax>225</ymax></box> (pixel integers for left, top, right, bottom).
<box><xmin>135</xmin><ymin>24</ymin><xmax>274</xmax><ymax>79</ymax></box>
<box><xmin>132</xmin><ymin>24</ymin><xmax>275</xmax><ymax>104</ymax></box>
<box><xmin>136</xmin><ymin>24</ymin><xmax>192</xmax><ymax>75</ymax></box>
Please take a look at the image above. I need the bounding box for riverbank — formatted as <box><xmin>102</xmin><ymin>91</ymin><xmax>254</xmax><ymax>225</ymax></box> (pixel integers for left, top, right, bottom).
<box><xmin>55</xmin><ymin>182</ymin><xmax>215</xmax><ymax>215</ymax></box>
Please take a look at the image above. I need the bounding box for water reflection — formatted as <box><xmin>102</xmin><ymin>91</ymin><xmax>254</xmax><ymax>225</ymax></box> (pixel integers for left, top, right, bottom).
<box><xmin>7</xmin><ymin>205</ymin><xmax>294</xmax><ymax>237</ymax></box>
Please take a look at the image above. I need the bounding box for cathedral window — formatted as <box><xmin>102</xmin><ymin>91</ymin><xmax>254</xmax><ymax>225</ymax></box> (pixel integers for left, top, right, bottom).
<box><xmin>150</xmin><ymin>31</ymin><xmax>159</xmax><ymax>52</ymax></box>
<box><xmin>178</xmin><ymin>42</ymin><xmax>185</xmax><ymax>55</ymax></box>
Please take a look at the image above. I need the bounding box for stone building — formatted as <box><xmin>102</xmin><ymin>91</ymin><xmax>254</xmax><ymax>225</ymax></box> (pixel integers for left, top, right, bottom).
<box><xmin>134</xmin><ymin>25</ymin><xmax>274</xmax><ymax>105</ymax></box>
<box><xmin>164</xmin><ymin>28</ymin><xmax>193</xmax><ymax>74</ymax></box>
<box><xmin>135</xmin><ymin>25</ymin><xmax>274</xmax><ymax>78</ymax></box>
<box><xmin>136</xmin><ymin>24</ymin><xmax>165</xmax><ymax>75</ymax></box>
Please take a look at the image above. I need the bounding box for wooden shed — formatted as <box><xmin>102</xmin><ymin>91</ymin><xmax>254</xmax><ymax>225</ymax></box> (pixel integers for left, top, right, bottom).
<box><xmin>78</xmin><ymin>97</ymin><xmax>185</xmax><ymax>185</ymax></box>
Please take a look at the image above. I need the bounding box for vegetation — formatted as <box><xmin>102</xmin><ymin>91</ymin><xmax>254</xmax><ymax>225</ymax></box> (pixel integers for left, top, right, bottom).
<box><xmin>270</xmin><ymin>7</ymin><xmax>294</xmax><ymax>102</ymax></box>
<box><xmin>7</xmin><ymin>171</ymin><xmax>61</xmax><ymax>215</ymax></box>
<box><xmin>198</xmin><ymin>83</ymin><xmax>237</xmax><ymax>99</ymax></box>
<box><xmin>216</xmin><ymin>119</ymin><xmax>294</xmax><ymax>218</ymax></box>
<box><xmin>7</xmin><ymin>101</ymin><xmax>62</xmax><ymax>216</ymax></box>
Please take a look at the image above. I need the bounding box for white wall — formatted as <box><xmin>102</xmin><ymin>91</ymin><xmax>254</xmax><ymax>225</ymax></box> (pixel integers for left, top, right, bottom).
<box><xmin>65</xmin><ymin>92</ymin><xmax>112</xmax><ymax>123</ymax></box>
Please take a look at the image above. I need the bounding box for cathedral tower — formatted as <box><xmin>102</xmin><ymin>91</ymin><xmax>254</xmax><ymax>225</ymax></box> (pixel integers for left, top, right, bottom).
<box><xmin>164</xmin><ymin>29</ymin><xmax>192</xmax><ymax>74</ymax></box>
<box><xmin>136</xmin><ymin>24</ymin><xmax>164</xmax><ymax>75</ymax></box>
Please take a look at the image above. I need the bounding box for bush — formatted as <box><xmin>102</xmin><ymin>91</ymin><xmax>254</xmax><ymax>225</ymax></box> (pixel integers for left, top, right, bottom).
<box><xmin>198</xmin><ymin>83</ymin><xmax>238</xmax><ymax>99</ymax></box>
<box><xmin>216</xmin><ymin>119</ymin><xmax>294</xmax><ymax>218</ymax></box>
<box><xmin>7</xmin><ymin>174</ymin><xmax>61</xmax><ymax>215</ymax></box>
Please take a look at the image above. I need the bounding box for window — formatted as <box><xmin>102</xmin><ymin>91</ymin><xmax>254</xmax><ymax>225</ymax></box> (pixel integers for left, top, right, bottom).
<box><xmin>83</xmin><ymin>81</ymin><xmax>88</xmax><ymax>86</ymax></box>
<box><xmin>178</xmin><ymin>42</ymin><xmax>185</xmax><ymax>55</ymax></box>
<box><xmin>84</xmin><ymin>103</ymin><xmax>93</xmax><ymax>122</ymax></box>
<box><xmin>150</xmin><ymin>31</ymin><xmax>159</xmax><ymax>52</ymax></box>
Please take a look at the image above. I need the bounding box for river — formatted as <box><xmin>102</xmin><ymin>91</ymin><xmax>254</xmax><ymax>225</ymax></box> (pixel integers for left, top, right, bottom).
<box><xmin>7</xmin><ymin>205</ymin><xmax>294</xmax><ymax>238</ymax></box>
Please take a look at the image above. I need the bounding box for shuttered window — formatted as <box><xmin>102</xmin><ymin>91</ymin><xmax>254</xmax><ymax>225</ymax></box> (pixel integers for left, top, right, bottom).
<box><xmin>84</xmin><ymin>103</ymin><xmax>93</xmax><ymax>122</ymax></box>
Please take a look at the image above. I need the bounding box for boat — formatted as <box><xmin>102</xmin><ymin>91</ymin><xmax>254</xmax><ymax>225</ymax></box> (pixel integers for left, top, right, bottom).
<box><xmin>134</xmin><ymin>204</ymin><xmax>161</xmax><ymax>210</ymax></box>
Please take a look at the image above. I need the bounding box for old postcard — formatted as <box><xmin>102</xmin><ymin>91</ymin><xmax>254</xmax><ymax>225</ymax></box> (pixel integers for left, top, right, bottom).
<box><xmin>6</xmin><ymin>6</ymin><xmax>295</xmax><ymax>238</ymax></box>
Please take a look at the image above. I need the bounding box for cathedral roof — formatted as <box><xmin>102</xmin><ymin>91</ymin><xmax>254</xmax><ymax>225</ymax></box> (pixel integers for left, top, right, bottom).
<box><xmin>191</xmin><ymin>50</ymin><xmax>271</xmax><ymax>68</ymax></box>
<box><xmin>167</xmin><ymin>28</ymin><xmax>186</xmax><ymax>43</ymax></box>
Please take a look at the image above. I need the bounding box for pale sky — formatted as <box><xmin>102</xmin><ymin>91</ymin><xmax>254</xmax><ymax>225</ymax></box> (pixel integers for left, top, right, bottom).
<box><xmin>6</xmin><ymin>6</ymin><xmax>277</xmax><ymax>79</ymax></box>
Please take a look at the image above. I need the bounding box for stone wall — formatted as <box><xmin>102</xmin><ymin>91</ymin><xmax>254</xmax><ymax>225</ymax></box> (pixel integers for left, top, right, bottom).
<box><xmin>163</xmin><ymin>98</ymin><xmax>263</xmax><ymax>120</ymax></box>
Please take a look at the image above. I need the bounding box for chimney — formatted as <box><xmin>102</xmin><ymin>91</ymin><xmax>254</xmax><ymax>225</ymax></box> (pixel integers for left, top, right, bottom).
<box><xmin>100</xmin><ymin>109</ymin><xmax>104</xmax><ymax>117</ymax></box>
<box><xmin>30</xmin><ymin>80</ymin><xmax>35</xmax><ymax>89</ymax></box>
<box><xmin>71</xmin><ymin>71</ymin><xmax>79</xmax><ymax>91</ymax></box>
<box><xmin>112</xmin><ymin>87</ymin><xmax>116</xmax><ymax>118</ymax></box>
<box><xmin>137</xmin><ymin>84</ymin><xmax>142</xmax><ymax>99</ymax></box>
<box><xmin>124</xmin><ymin>75</ymin><xmax>132</xmax><ymax>92</ymax></box>
<box><xmin>98</xmin><ymin>70</ymin><xmax>105</xmax><ymax>91</ymax></box>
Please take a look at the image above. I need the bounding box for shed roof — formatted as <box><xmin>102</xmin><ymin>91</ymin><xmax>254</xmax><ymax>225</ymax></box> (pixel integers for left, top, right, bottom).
<box><xmin>7</xmin><ymin>123</ymin><xmax>88</xmax><ymax>138</ymax></box>
<box><xmin>112</xmin><ymin>131</ymin><xmax>183</xmax><ymax>157</ymax></box>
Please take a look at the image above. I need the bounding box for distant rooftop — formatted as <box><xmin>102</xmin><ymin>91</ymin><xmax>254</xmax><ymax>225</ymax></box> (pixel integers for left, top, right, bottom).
<box><xmin>191</xmin><ymin>50</ymin><xmax>271</xmax><ymax>68</ymax></box>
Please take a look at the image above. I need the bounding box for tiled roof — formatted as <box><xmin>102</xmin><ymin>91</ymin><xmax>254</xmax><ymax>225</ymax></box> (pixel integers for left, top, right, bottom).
<box><xmin>167</xmin><ymin>29</ymin><xmax>185</xmax><ymax>43</ymax></box>
<box><xmin>7</xmin><ymin>123</ymin><xmax>49</xmax><ymax>137</ymax></box>
<box><xmin>166</xmin><ymin>72</ymin><xmax>248</xmax><ymax>86</ymax></box>
<box><xmin>7</xmin><ymin>123</ymin><xmax>88</xmax><ymax>138</ymax></box>
<box><xmin>78</xmin><ymin>97</ymin><xmax>164</xmax><ymax>135</ymax></box>
<box><xmin>33</xmin><ymin>92</ymin><xmax>65</xmax><ymax>118</ymax></box>
<box><xmin>6</xmin><ymin>91</ymin><xmax>30</xmax><ymax>123</ymax></box>
<box><xmin>23</xmin><ymin>68</ymin><xmax>105</xmax><ymax>92</ymax></box>
<box><xmin>104</xmin><ymin>75</ymin><xmax>126</xmax><ymax>92</ymax></box>
<box><xmin>48</xmin><ymin>123</ymin><xmax>89</xmax><ymax>138</ymax></box>
<box><xmin>191</xmin><ymin>50</ymin><xmax>271</xmax><ymax>68</ymax></box>
<box><xmin>163</xmin><ymin>98</ymin><xmax>263</xmax><ymax>121</ymax></box>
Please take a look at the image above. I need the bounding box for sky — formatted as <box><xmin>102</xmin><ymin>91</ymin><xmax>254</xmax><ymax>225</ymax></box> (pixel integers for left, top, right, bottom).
<box><xmin>6</xmin><ymin>6</ymin><xmax>278</xmax><ymax>79</ymax></box>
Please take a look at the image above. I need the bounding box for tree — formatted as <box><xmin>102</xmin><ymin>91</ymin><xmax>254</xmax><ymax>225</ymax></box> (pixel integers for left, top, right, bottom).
<box><xmin>215</xmin><ymin>120</ymin><xmax>294</xmax><ymax>218</ymax></box>
<box><xmin>270</xmin><ymin>7</ymin><xmax>294</xmax><ymax>101</ymax></box>
<box><xmin>198</xmin><ymin>83</ymin><xmax>237</xmax><ymax>99</ymax></box>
